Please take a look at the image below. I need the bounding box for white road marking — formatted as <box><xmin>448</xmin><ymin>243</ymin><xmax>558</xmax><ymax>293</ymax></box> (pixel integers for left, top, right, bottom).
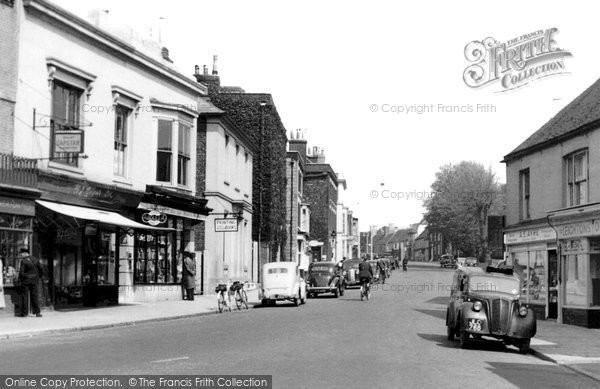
<box><xmin>151</xmin><ymin>356</ymin><xmax>190</xmax><ymax>363</ymax></box>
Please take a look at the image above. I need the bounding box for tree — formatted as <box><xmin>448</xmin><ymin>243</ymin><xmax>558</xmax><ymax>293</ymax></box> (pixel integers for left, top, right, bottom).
<box><xmin>424</xmin><ymin>161</ymin><xmax>505</xmax><ymax>261</ymax></box>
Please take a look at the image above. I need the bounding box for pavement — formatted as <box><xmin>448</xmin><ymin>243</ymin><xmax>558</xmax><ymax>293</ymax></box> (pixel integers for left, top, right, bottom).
<box><xmin>0</xmin><ymin>287</ymin><xmax>260</xmax><ymax>340</ymax></box>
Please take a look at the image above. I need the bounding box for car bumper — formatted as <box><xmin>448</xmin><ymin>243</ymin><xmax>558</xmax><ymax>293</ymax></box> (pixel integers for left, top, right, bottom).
<box><xmin>307</xmin><ymin>286</ymin><xmax>337</xmax><ymax>293</ymax></box>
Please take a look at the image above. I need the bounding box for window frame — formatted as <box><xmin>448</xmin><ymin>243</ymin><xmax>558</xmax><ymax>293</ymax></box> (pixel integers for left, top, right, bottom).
<box><xmin>156</xmin><ymin>119</ymin><xmax>174</xmax><ymax>183</ymax></box>
<box><xmin>50</xmin><ymin>81</ymin><xmax>84</xmax><ymax>166</ymax></box>
<box><xmin>519</xmin><ymin>168</ymin><xmax>530</xmax><ymax>220</ymax></box>
<box><xmin>113</xmin><ymin>105</ymin><xmax>131</xmax><ymax>177</ymax></box>
<box><xmin>177</xmin><ymin>122</ymin><xmax>191</xmax><ymax>186</ymax></box>
<box><xmin>564</xmin><ymin>150</ymin><xmax>589</xmax><ymax>207</ymax></box>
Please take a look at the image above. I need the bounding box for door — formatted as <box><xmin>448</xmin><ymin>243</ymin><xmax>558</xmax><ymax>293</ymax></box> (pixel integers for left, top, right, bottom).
<box><xmin>548</xmin><ymin>250</ymin><xmax>558</xmax><ymax>319</ymax></box>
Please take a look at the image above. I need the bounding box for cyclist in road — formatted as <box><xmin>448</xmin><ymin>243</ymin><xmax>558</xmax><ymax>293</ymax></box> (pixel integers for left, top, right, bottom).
<box><xmin>358</xmin><ymin>257</ymin><xmax>374</xmax><ymax>296</ymax></box>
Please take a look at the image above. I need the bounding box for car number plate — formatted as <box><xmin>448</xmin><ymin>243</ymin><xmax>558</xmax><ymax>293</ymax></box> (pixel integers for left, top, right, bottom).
<box><xmin>468</xmin><ymin>319</ymin><xmax>482</xmax><ymax>332</ymax></box>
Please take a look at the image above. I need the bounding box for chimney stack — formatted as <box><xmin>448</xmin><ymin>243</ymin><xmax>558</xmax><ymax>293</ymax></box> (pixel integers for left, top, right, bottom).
<box><xmin>161</xmin><ymin>47</ymin><xmax>173</xmax><ymax>63</ymax></box>
<box><xmin>212</xmin><ymin>55</ymin><xmax>218</xmax><ymax>75</ymax></box>
<box><xmin>194</xmin><ymin>65</ymin><xmax>200</xmax><ymax>75</ymax></box>
<box><xmin>288</xmin><ymin>128</ymin><xmax>308</xmax><ymax>164</ymax></box>
<box><xmin>203</xmin><ymin>65</ymin><xmax>208</xmax><ymax>75</ymax></box>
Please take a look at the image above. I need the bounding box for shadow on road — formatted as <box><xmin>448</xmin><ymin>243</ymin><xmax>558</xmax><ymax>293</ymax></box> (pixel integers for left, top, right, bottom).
<box><xmin>485</xmin><ymin>362</ymin><xmax>600</xmax><ymax>388</ymax></box>
<box><xmin>414</xmin><ymin>308</ymin><xmax>446</xmax><ymax>320</ymax></box>
<box><xmin>417</xmin><ymin>333</ymin><xmax>510</xmax><ymax>353</ymax></box>
<box><xmin>424</xmin><ymin>296</ymin><xmax>448</xmax><ymax>305</ymax></box>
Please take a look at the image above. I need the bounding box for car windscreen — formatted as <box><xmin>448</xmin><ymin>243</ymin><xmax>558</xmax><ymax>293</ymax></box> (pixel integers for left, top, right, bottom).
<box><xmin>310</xmin><ymin>265</ymin><xmax>333</xmax><ymax>273</ymax></box>
<box><xmin>468</xmin><ymin>276</ymin><xmax>519</xmax><ymax>295</ymax></box>
<box><xmin>267</xmin><ymin>268</ymin><xmax>289</xmax><ymax>274</ymax></box>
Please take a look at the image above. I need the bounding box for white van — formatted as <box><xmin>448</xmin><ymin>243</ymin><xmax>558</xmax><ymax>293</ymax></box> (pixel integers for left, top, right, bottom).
<box><xmin>259</xmin><ymin>262</ymin><xmax>307</xmax><ymax>306</ymax></box>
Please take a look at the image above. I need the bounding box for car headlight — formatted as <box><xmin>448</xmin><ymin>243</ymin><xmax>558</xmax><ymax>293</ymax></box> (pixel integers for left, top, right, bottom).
<box><xmin>472</xmin><ymin>301</ymin><xmax>482</xmax><ymax>312</ymax></box>
<box><xmin>519</xmin><ymin>306</ymin><xmax>528</xmax><ymax>317</ymax></box>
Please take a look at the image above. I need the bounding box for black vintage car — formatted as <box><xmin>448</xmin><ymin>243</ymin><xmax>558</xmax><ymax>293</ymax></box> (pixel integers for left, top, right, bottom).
<box><xmin>342</xmin><ymin>258</ymin><xmax>363</xmax><ymax>287</ymax></box>
<box><xmin>307</xmin><ymin>262</ymin><xmax>345</xmax><ymax>298</ymax></box>
<box><xmin>446</xmin><ymin>266</ymin><xmax>536</xmax><ymax>353</ymax></box>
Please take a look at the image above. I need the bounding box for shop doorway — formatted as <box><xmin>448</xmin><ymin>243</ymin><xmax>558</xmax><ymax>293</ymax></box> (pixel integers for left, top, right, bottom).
<box><xmin>548</xmin><ymin>250</ymin><xmax>558</xmax><ymax>319</ymax></box>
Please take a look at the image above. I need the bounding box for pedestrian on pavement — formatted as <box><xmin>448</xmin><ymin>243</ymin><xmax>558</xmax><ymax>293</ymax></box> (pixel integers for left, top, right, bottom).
<box><xmin>402</xmin><ymin>256</ymin><xmax>408</xmax><ymax>272</ymax></box>
<box><xmin>182</xmin><ymin>251</ymin><xmax>196</xmax><ymax>301</ymax></box>
<box><xmin>17</xmin><ymin>248</ymin><xmax>43</xmax><ymax>317</ymax></box>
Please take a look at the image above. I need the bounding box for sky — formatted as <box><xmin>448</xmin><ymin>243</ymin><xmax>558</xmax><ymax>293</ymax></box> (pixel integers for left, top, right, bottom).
<box><xmin>53</xmin><ymin>0</ymin><xmax>599</xmax><ymax>230</ymax></box>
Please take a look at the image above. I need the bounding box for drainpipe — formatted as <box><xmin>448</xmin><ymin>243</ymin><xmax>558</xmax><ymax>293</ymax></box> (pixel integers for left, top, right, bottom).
<box><xmin>547</xmin><ymin>214</ymin><xmax>562</xmax><ymax>324</ymax></box>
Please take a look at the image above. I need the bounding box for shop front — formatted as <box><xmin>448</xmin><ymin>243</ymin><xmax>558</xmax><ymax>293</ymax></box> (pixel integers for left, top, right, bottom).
<box><xmin>0</xmin><ymin>197</ymin><xmax>38</xmax><ymax>315</ymax></box>
<box><xmin>504</xmin><ymin>224</ymin><xmax>558</xmax><ymax>320</ymax></box>
<box><xmin>133</xmin><ymin>185</ymin><xmax>209</xmax><ymax>300</ymax></box>
<box><xmin>548</xmin><ymin>207</ymin><xmax>600</xmax><ymax>328</ymax></box>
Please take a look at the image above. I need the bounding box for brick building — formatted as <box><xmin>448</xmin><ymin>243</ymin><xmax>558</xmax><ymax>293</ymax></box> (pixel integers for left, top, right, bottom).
<box><xmin>0</xmin><ymin>0</ymin><xmax>18</xmax><ymax>154</ymax></box>
<box><xmin>304</xmin><ymin>147</ymin><xmax>338</xmax><ymax>262</ymax></box>
<box><xmin>283</xmin><ymin>130</ymin><xmax>310</xmax><ymax>272</ymax></box>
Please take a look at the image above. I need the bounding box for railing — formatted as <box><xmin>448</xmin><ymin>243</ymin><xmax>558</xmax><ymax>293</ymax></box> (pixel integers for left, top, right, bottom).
<box><xmin>0</xmin><ymin>153</ymin><xmax>38</xmax><ymax>188</ymax></box>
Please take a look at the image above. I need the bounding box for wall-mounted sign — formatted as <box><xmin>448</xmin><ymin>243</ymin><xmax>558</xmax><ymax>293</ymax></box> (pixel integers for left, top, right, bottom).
<box><xmin>54</xmin><ymin>131</ymin><xmax>84</xmax><ymax>153</ymax></box>
<box><xmin>142</xmin><ymin>210</ymin><xmax>167</xmax><ymax>226</ymax></box>
<box><xmin>557</xmin><ymin>220</ymin><xmax>600</xmax><ymax>239</ymax></box>
<box><xmin>215</xmin><ymin>218</ymin><xmax>238</xmax><ymax>232</ymax></box>
<box><xmin>504</xmin><ymin>227</ymin><xmax>556</xmax><ymax>245</ymax></box>
<box><xmin>561</xmin><ymin>239</ymin><xmax>588</xmax><ymax>255</ymax></box>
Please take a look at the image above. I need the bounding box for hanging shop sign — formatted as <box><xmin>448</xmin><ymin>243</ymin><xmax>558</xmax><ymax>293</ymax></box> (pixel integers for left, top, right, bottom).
<box><xmin>214</xmin><ymin>218</ymin><xmax>238</xmax><ymax>232</ymax></box>
<box><xmin>141</xmin><ymin>210</ymin><xmax>167</xmax><ymax>226</ymax></box>
<box><xmin>54</xmin><ymin>130</ymin><xmax>84</xmax><ymax>153</ymax></box>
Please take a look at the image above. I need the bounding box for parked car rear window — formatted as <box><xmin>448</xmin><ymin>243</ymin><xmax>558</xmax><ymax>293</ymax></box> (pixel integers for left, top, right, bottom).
<box><xmin>267</xmin><ymin>268</ymin><xmax>289</xmax><ymax>274</ymax></box>
<box><xmin>469</xmin><ymin>276</ymin><xmax>519</xmax><ymax>295</ymax></box>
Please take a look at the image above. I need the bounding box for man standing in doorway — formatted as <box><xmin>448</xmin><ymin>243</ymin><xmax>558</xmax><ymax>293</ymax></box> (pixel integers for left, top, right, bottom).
<box><xmin>18</xmin><ymin>248</ymin><xmax>43</xmax><ymax>317</ymax></box>
<box><xmin>182</xmin><ymin>251</ymin><xmax>196</xmax><ymax>301</ymax></box>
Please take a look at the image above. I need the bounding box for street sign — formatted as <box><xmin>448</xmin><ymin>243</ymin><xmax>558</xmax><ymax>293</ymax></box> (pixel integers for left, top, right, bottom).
<box><xmin>214</xmin><ymin>218</ymin><xmax>238</xmax><ymax>232</ymax></box>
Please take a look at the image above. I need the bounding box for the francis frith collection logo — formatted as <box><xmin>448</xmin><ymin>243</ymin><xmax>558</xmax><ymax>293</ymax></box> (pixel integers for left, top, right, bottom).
<box><xmin>463</xmin><ymin>28</ymin><xmax>572</xmax><ymax>92</ymax></box>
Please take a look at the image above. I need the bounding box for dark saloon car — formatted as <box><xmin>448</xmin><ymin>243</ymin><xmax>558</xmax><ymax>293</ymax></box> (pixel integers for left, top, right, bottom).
<box><xmin>307</xmin><ymin>262</ymin><xmax>345</xmax><ymax>298</ymax></box>
<box><xmin>445</xmin><ymin>266</ymin><xmax>536</xmax><ymax>353</ymax></box>
<box><xmin>439</xmin><ymin>254</ymin><xmax>456</xmax><ymax>268</ymax></box>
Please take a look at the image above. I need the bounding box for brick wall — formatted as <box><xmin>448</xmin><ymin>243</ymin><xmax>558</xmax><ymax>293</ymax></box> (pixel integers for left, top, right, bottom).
<box><xmin>194</xmin><ymin>116</ymin><xmax>208</xmax><ymax>252</ymax></box>
<box><xmin>304</xmin><ymin>174</ymin><xmax>338</xmax><ymax>260</ymax></box>
<box><xmin>284</xmin><ymin>158</ymin><xmax>299</xmax><ymax>262</ymax></box>
<box><xmin>0</xmin><ymin>0</ymin><xmax>18</xmax><ymax>154</ymax></box>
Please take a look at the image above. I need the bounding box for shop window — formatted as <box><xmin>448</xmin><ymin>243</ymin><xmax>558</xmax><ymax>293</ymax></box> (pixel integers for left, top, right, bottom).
<box><xmin>565</xmin><ymin>254</ymin><xmax>587</xmax><ymax>306</ymax></box>
<box><xmin>156</xmin><ymin>120</ymin><xmax>173</xmax><ymax>182</ymax></box>
<box><xmin>134</xmin><ymin>229</ymin><xmax>178</xmax><ymax>284</ymax></box>
<box><xmin>591</xmin><ymin>254</ymin><xmax>600</xmax><ymax>306</ymax></box>
<box><xmin>565</xmin><ymin>150</ymin><xmax>588</xmax><ymax>207</ymax></box>
<box><xmin>0</xmin><ymin>214</ymin><xmax>32</xmax><ymax>288</ymax></box>
<box><xmin>177</xmin><ymin>123</ymin><xmax>190</xmax><ymax>186</ymax></box>
<box><xmin>51</xmin><ymin>81</ymin><xmax>83</xmax><ymax>166</ymax></box>
<box><xmin>114</xmin><ymin>105</ymin><xmax>130</xmax><ymax>177</ymax></box>
<box><xmin>519</xmin><ymin>169</ymin><xmax>530</xmax><ymax>220</ymax></box>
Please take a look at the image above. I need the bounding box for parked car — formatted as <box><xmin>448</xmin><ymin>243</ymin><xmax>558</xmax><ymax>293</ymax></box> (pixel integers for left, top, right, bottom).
<box><xmin>307</xmin><ymin>262</ymin><xmax>345</xmax><ymax>298</ymax></box>
<box><xmin>439</xmin><ymin>254</ymin><xmax>456</xmax><ymax>268</ymax></box>
<box><xmin>259</xmin><ymin>262</ymin><xmax>307</xmax><ymax>306</ymax></box>
<box><xmin>342</xmin><ymin>258</ymin><xmax>363</xmax><ymax>287</ymax></box>
<box><xmin>456</xmin><ymin>257</ymin><xmax>467</xmax><ymax>267</ymax></box>
<box><xmin>465</xmin><ymin>257</ymin><xmax>478</xmax><ymax>267</ymax></box>
<box><xmin>445</xmin><ymin>266</ymin><xmax>536</xmax><ymax>353</ymax></box>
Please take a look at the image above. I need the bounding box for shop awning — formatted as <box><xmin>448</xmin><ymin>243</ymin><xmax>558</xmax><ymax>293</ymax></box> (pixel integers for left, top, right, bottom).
<box><xmin>36</xmin><ymin>200</ymin><xmax>172</xmax><ymax>231</ymax></box>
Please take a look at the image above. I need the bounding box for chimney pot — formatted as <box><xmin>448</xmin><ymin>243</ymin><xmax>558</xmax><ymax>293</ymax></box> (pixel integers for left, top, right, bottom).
<box><xmin>212</xmin><ymin>55</ymin><xmax>219</xmax><ymax>75</ymax></box>
<box><xmin>194</xmin><ymin>65</ymin><xmax>199</xmax><ymax>75</ymax></box>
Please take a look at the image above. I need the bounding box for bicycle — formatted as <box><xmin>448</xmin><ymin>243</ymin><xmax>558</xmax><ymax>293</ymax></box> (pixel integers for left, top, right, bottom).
<box><xmin>230</xmin><ymin>281</ymin><xmax>249</xmax><ymax>310</ymax></box>
<box><xmin>360</xmin><ymin>278</ymin><xmax>371</xmax><ymax>301</ymax></box>
<box><xmin>216</xmin><ymin>283</ymin><xmax>231</xmax><ymax>313</ymax></box>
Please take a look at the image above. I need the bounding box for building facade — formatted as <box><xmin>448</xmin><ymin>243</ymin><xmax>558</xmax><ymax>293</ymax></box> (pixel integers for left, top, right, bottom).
<box><xmin>503</xmin><ymin>77</ymin><xmax>600</xmax><ymax>327</ymax></box>
<box><xmin>197</xmin><ymin>113</ymin><xmax>256</xmax><ymax>294</ymax></box>
<box><xmin>3</xmin><ymin>0</ymin><xmax>212</xmax><ymax>312</ymax></box>
<box><xmin>304</xmin><ymin>148</ymin><xmax>338</xmax><ymax>262</ymax></box>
